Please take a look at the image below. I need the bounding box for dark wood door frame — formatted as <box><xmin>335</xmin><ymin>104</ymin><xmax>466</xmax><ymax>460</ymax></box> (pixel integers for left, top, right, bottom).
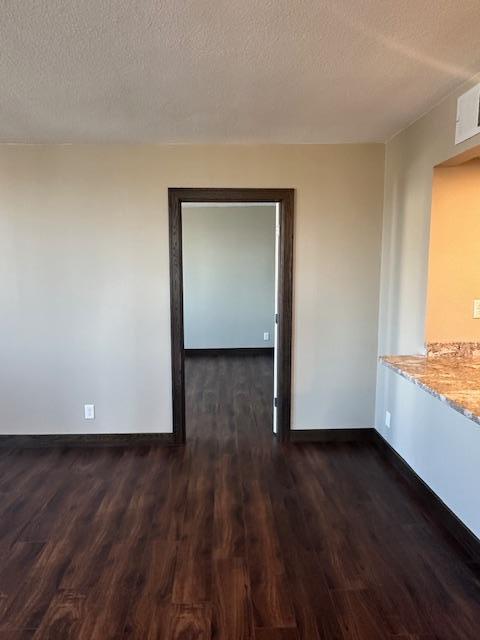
<box><xmin>168</xmin><ymin>187</ymin><xmax>294</xmax><ymax>444</ymax></box>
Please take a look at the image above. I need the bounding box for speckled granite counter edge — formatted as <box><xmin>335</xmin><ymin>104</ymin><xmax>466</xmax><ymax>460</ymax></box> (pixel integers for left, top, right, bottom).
<box><xmin>380</xmin><ymin>357</ymin><xmax>480</xmax><ymax>427</ymax></box>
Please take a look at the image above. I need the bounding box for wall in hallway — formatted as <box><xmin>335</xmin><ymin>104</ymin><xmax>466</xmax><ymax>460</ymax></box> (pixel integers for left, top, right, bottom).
<box><xmin>182</xmin><ymin>205</ymin><xmax>276</xmax><ymax>349</ymax></box>
<box><xmin>0</xmin><ymin>144</ymin><xmax>384</xmax><ymax>435</ymax></box>
<box><xmin>376</xmin><ymin>72</ymin><xmax>480</xmax><ymax>538</ymax></box>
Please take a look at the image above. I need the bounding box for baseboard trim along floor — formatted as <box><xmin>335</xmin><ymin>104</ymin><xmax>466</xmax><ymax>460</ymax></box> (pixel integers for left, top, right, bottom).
<box><xmin>185</xmin><ymin>347</ymin><xmax>274</xmax><ymax>357</ymax></box>
<box><xmin>290</xmin><ymin>428</ymin><xmax>375</xmax><ymax>443</ymax></box>
<box><xmin>0</xmin><ymin>432</ymin><xmax>175</xmax><ymax>448</ymax></box>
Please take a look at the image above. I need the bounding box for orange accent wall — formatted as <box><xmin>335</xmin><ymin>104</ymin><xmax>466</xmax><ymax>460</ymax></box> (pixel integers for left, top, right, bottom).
<box><xmin>426</xmin><ymin>159</ymin><xmax>480</xmax><ymax>342</ymax></box>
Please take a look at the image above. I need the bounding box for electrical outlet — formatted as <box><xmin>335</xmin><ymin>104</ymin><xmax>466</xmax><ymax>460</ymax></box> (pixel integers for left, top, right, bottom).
<box><xmin>473</xmin><ymin>299</ymin><xmax>480</xmax><ymax>319</ymax></box>
<box><xmin>385</xmin><ymin>410</ymin><xmax>391</xmax><ymax>429</ymax></box>
<box><xmin>263</xmin><ymin>332</ymin><xmax>270</xmax><ymax>341</ymax></box>
<box><xmin>84</xmin><ymin>404</ymin><xmax>95</xmax><ymax>420</ymax></box>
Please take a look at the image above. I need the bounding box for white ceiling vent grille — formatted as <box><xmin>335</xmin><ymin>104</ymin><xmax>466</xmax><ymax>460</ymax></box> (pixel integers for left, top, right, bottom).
<box><xmin>455</xmin><ymin>83</ymin><xmax>480</xmax><ymax>145</ymax></box>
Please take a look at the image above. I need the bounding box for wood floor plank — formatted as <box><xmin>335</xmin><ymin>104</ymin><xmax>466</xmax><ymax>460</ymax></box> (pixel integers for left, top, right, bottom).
<box><xmin>121</xmin><ymin>537</ymin><xmax>178</xmax><ymax>639</ymax></box>
<box><xmin>212</xmin><ymin>558</ymin><xmax>254</xmax><ymax>639</ymax></box>
<box><xmin>166</xmin><ymin>604</ymin><xmax>212</xmax><ymax>639</ymax></box>
<box><xmin>212</xmin><ymin>452</ymin><xmax>246</xmax><ymax>559</ymax></box>
<box><xmin>0</xmin><ymin>545</ymin><xmax>69</xmax><ymax>633</ymax></box>
<box><xmin>31</xmin><ymin>590</ymin><xmax>85</xmax><ymax>640</ymax></box>
<box><xmin>0</xmin><ymin>542</ymin><xmax>45</xmax><ymax>613</ymax></box>
<box><xmin>74</xmin><ymin>537</ymin><xmax>145</xmax><ymax>640</ymax></box>
<box><xmin>329</xmin><ymin>588</ymin><xmax>396</xmax><ymax>640</ymax></box>
<box><xmin>171</xmin><ymin>439</ymin><xmax>215</xmax><ymax>605</ymax></box>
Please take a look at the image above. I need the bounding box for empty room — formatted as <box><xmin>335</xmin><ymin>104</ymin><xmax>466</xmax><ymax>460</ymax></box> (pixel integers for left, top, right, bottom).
<box><xmin>1</xmin><ymin>2</ymin><xmax>480</xmax><ymax>639</ymax></box>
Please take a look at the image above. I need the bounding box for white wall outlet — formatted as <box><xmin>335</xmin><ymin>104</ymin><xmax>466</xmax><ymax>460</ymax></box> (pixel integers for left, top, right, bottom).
<box><xmin>263</xmin><ymin>332</ymin><xmax>270</xmax><ymax>341</ymax></box>
<box><xmin>84</xmin><ymin>404</ymin><xmax>95</xmax><ymax>420</ymax></box>
<box><xmin>385</xmin><ymin>410</ymin><xmax>391</xmax><ymax>429</ymax></box>
<box><xmin>473</xmin><ymin>299</ymin><xmax>480</xmax><ymax>319</ymax></box>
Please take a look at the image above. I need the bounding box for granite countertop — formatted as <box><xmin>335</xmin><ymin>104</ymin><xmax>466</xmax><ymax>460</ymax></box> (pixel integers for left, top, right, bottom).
<box><xmin>381</xmin><ymin>355</ymin><xmax>480</xmax><ymax>426</ymax></box>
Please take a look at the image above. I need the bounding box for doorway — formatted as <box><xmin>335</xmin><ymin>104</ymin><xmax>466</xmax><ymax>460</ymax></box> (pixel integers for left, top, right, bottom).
<box><xmin>168</xmin><ymin>188</ymin><xmax>294</xmax><ymax>444</ymax></box>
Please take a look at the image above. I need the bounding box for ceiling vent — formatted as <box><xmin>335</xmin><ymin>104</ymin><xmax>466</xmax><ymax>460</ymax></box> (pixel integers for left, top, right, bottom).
<box><xmin>455</xmin><ymin>83</ymin><xmax>480</xmax><ymax>145</ymax></box>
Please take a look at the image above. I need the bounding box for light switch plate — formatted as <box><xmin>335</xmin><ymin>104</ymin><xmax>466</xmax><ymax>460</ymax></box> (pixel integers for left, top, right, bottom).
<box><xmin>473</xmin><ymin>300</ymin><xmax>480</xmax><ymax>319</ymax></box>
<box><xmin>263</xmin><ymin>332</ymin><xmax>270</xmax><ymax>341</ymax></box>
<box><xmin>385</xmin><ymin>410</ymin><xmax>391</xmax><ymax>429</ymax></box>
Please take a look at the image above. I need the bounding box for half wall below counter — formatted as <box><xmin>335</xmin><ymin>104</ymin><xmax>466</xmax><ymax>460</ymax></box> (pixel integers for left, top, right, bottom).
<box><xmin>381</xmin><ymin>355</ymin><xmax>480</xmax><ymax>427</ymax></box>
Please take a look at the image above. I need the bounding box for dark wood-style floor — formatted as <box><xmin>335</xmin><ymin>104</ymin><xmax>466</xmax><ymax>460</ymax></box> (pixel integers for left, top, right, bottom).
<box><xmin>0</xmin><ymin>354</ymin><xmax>479</xmax><ymax>639</ymax></box>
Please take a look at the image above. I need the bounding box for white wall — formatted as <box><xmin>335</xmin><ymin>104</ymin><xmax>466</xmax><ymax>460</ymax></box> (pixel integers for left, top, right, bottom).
<box><xmin>376</xmin><ymin>368</ymin><xmax>480</xmax><ymax>537</ymax></box>
<box><xmin>0</xmin><ymin>144</ymin><xmax>384</xmax><ymax>435</ymax></box>
<box><xmin>376</xmin><ymin>73</ymin><xmax>480</xmax><ymax>538</ymax></box>
<box><xmin>182</xmin><ymin>205</ymin><xmax>276</xmax><ymax>349</ymax></box>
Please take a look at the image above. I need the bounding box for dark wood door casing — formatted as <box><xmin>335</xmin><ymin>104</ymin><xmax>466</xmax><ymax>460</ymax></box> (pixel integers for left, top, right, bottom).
<box><xmin>168</xmin><ymin>188</ymin><xmax>294</xmax><ymax>444</ymax></box>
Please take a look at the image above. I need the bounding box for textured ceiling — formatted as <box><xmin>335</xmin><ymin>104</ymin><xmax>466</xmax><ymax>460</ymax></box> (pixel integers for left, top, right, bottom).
<box><xmin>1</xmin><ymin>1</ymin><xmax>480</xmax><ymax>143</ymax></box>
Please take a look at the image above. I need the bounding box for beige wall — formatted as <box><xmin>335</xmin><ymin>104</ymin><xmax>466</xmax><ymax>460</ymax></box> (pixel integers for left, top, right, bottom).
<box><xmin>426</xmin><ymin>160</ymin><xmax>480</xmax><ymax>342</ymax></box>
<box><xmin>376</xmin><ymin>73</ymin><xmax>480</xmax><ymax>537</ymax></box>
<box><xmin>0</xmin><ymin>144</ymin><xmax>384</xmax><ymax>435</ymax></box>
